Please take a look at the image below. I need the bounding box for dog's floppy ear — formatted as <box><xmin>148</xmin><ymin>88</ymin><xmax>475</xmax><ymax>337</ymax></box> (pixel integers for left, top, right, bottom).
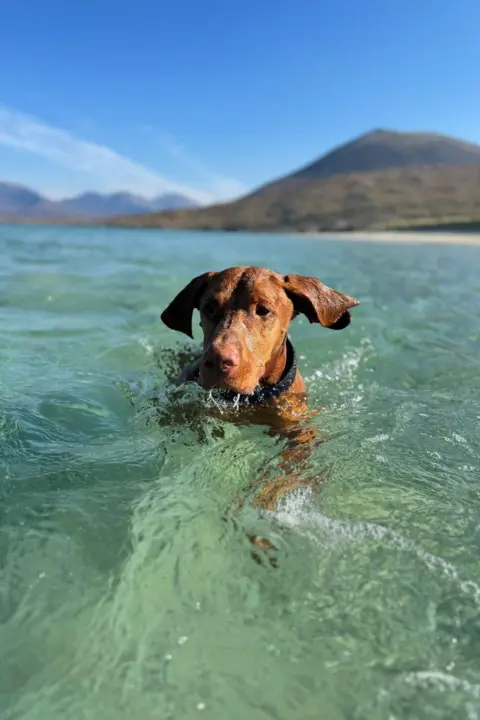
<box><xmin>284</xmin><ymin>274</ymin><xmax>359</xmax><ymax>330</ymax></box>
<box><xmin>161</xmin><ymin>272</ymin><xmax>215</xmax><ymax>338</ymax></box>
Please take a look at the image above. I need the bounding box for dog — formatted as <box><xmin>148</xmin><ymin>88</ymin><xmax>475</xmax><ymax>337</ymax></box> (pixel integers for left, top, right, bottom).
<box><xmin>160</xmin><ymin>266</ymin><xmax>359</xmax><ymax>552</ymax></box>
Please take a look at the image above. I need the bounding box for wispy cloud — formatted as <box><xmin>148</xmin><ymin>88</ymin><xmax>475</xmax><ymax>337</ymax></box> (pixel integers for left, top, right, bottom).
<box><xmin>0</xmin><ymin>107</ymin><xmax>246</xmax><ymax>203</ymax></box>
<box><xmin>150</xmin><ymin>130</ymin><xmax>248</xmax><ymax>202</ymax></box>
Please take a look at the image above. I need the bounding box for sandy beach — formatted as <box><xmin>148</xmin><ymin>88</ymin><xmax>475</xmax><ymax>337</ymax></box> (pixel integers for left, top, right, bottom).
<box><xmin>305</xmin><ymin>230</ymin><xmax>480</xmax><ymax>245</ymax></box>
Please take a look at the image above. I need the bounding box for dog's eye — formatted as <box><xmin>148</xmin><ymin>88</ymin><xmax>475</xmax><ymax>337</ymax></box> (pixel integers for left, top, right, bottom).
<box><xmin>256</xmin><ymin>305</ymin><xmax>271</xmax><ymax>317</ymax></box>
<box><xmin>202</xmin><ymin>300</ymin><xmax>218</xmax><ymax>317</ymax></box>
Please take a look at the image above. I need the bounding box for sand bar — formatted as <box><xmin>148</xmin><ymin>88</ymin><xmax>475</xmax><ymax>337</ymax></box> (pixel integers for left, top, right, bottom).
<box><xmin>300</xmin><ymin>231</ymin><xmax>480</xmax><ymax>245</ymax></box>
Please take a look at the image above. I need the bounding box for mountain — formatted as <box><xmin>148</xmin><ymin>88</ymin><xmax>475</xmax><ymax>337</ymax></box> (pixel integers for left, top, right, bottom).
<box><xmin>279</xmin><ymin>129</ymin><xmax>480</xmax><ymax>182</ymax></box>
<box><xmin>57</xmin><ymin>191</ymin><xmax>198</xmax><ymax>217</ymax></box>
<box><xmin>150</xmin><ymin>193</ymin><xmax>199</xmax><ymax>212</ymax></box>
<box><xmin>105</xmin><ymin>129</ymin><xmax>480</xmax><ymax>232</ymax></box>
<box><xmin>0</xmin><ymin>183</ymin><xmax>198</xmax><ymax>219</ymax></box>
<box><xmin>0</xmin><ymin>182</ymin><xmax>47</xmax><ymax>215</ymax></box>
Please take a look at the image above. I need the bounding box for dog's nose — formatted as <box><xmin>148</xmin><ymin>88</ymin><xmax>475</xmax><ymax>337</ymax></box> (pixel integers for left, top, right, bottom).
<box><xmin>203</xmin><ymin>343</ymin><xmax>240</xmax><ymax>374</ymax></box>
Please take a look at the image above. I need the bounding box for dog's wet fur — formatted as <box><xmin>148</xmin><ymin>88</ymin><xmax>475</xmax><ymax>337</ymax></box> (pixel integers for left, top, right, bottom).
<box><xmin>157</xmin><ymin>266</ymin><xmax>359</xmax><ymax>563</ymax></box>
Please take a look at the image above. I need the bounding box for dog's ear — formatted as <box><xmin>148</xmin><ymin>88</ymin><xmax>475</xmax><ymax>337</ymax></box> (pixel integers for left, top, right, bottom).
<box><xmin>161</xmin><ymin>272</ymin><xmax>215</xmax><ymax>338</ymax></box>
<box><xmin>283</xmin><ymin>274</ymin><xmax>359</xmax><ymax>330</ymax></box>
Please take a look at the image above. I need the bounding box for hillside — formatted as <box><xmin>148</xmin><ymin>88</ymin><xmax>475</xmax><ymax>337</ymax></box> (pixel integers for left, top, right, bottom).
<box><xmin>0</xmin><ymin>183</ymin><xmax>198</xmax><ymax>219</ymax></box>
<box><xmin>280</xmin><ymin>129</ymin><xmax>480</xmax><ymax>182</ymax></box>
<box><xmin>56</xmin><ymin>191</ymin><xmax>197</xmax><ymax>217</ymax></box>
<box><xmin>0</xmin><ymin>183</ymin><xmax>47</xmax><ymax>216</ymax></box>
<box><xmin>105</xmin><ymin>130</ymin><xmax>480</xmax><ymax>232</ymax></box>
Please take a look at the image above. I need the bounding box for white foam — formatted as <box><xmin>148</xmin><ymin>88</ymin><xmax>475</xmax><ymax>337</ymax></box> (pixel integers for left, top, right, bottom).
<box><xmin>404</xmin><ymin>670</ymin><xmax>480</xmax><ymax>702</ymax></box>
<box><xmin>362</xmin><ymin>433</ymin><xmax>390</xmax><ymax>446</ymax></box>
<box><xmin>273</xmin><ymin>487</ymin><xmax>480</xmax><ymax>606</ymax></box>
<box><xmin>137</xmin><ymin>336</ymin><xmax>154</xmax><ymax>356</ymax></box>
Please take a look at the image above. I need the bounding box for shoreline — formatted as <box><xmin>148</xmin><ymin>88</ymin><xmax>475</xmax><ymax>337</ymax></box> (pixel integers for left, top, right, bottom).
<box><xmin>1</xmin><ymin>219</ymin><xmax>480</xmax><ymax>245</ymax></box>
<box><xmin>298</xmin><ymin>230</ymin><xmax>480</xmax><ymax>245</ymax></box>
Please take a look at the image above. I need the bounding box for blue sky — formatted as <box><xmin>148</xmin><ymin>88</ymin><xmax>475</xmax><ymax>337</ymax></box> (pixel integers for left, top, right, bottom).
<box><xmin>1</xmin><ymin>0</ymin><xmax>479</xmax><ymax>202</ymax></box>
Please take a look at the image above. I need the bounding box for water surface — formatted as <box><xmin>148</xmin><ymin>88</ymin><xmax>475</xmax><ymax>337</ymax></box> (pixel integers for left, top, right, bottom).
<box><xmin>1</xmin><ymin>226</ymin><xmax>480</xmax><ymax>719</ymax></box>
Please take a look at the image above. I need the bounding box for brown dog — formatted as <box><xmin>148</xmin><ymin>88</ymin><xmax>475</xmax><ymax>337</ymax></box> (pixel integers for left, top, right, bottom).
<box><xmin>161</xmin><ymin>267</ymin><xmax>359</xmax><ymax>528</ymax></box>
<box><xmin>161</xmin><ymin>266</ymin><xmax>359</xmax><ymax>518</ymax></box>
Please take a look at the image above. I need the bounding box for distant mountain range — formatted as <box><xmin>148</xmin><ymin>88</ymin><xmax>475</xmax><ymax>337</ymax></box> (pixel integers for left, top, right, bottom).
<box><xmin>0</xmin><ymin>183</ymin><xmax>198</xmax><ymax>219</ymax></box>
<box><xmin>104</xmin><ymin>129</ymin><xmax>480</xmax><ymax>232</ymax></box>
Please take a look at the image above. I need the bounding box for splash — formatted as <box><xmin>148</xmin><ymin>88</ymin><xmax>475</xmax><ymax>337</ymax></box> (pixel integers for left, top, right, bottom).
<box><xmin>274</xmin><ymin>486</ymin><xmax>480</xmax><ymax>607</ymax></box>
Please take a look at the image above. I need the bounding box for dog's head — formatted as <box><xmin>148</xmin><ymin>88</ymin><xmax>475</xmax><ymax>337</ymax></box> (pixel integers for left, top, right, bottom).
<box><xmin>161</xmin><ymin>266</ymin><xmax>359</xmax><ymax>395</ymax></box>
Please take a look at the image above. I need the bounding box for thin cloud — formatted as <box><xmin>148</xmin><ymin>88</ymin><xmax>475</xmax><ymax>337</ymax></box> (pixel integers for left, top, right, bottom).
<box><xmin>0</xmin><ymin>107</ymin><xmax>246</xmax><ymax>203</ymax></box>
<box><xmin>152</xmin><ymin>130</ymin><xmax>248</xmax><ymax>201</ymax></box>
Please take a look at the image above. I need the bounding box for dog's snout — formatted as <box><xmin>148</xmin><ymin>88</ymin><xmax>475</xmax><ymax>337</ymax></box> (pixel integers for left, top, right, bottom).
<box><xmin>203</xmin><ymin>343</ymin><xmax>240</xmax><ymax>374</ymax></box>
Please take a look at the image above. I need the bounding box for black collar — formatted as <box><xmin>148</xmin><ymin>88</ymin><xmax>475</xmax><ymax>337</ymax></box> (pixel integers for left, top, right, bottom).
<box><xmin>189</xmin><ymin>338</ymin><xmax>297</xmax><ymax>406</ymax></box>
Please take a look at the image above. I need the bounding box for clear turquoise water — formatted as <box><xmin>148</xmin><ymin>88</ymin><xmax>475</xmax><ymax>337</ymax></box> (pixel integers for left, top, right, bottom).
<box><xmin>1</xmin><ymin>225</ymin><xmax>479</xmax><ymax>720</ymax></box>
